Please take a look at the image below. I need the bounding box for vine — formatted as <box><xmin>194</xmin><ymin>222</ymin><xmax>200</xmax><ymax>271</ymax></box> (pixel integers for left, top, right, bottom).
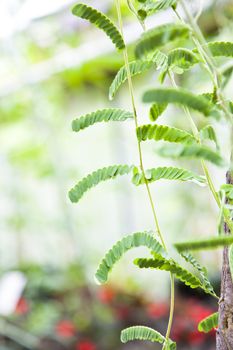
<box><xmin>69</xmin><ymin>1</ymin><xmax>233</xmax><ymax>349</ymax></box>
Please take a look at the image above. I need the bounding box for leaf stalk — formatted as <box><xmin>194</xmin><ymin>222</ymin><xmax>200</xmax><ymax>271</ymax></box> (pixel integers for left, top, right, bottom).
<box><xmin>115</xmin><ymin>0</ymin><xmax>175</xmax><ymax>343</ymax></box>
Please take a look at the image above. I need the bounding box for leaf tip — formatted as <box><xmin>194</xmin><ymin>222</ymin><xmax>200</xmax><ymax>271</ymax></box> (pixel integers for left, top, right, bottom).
<box><xmin>94</xmin><ymin>274</ymin><xmax>103</xmax><ymax>285</ymax></box>
<box><xmin>68</xmin><ymin>189</ymin><xmax>77</xmax><ymax>203</ymax></box>
<box><xmin>71</xmin><ymin>3</ymin><xmax>81</xmax><ymax>15</ymax></box>
<box><xmin>120</xmin><ymin>333</ymin><xmax>127</xmax><ymax>344</ymax></box>
<box><xmin>108</xmin><ymin>91</ymin><xmax>113</xmax><ymax>101</ymax></box>
<box><xmin>71</xmin><ymin>119</ymin><xmax>78</xmax><ymax>132</ymax></box>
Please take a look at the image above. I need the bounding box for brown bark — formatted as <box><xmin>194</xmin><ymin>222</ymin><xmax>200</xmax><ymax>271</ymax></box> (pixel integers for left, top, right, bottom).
<box><xmin>216</xmin><ymin>171</ymin><xmax>233</xmax><ymax>350</ymax></box>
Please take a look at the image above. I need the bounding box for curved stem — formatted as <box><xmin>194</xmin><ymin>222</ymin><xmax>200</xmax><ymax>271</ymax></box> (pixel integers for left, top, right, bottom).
<box><xmin>169</xmin><ymin>72</ymin><xmax>218</xmax><ymax>196</ymax></box>
<box><xmin>180</xmin><ymin>0</ymin><xmax>233</xmax><ymax>125</ymax></box>
<box><xmin>180</xmin><ymin>0</ymin><xmax>218</xmax><ymax>72</ymax></box>
<box><xmin>127</xmin><ymin>0</ymin><xmax>146</xmax><ymax>31</ymax></box>
<box><xmin>168</xmin><ymin>71</ymin><xmax>233</xmax><ymax>233</ymax></box>
<box><xmin>201</xmin><ymin>161</ymin><xmax>221</xmax><ymax>206</ymax></box>
<box><xmin>195</xmin><ymin>0</ymin><xmax>204</xmax><ymax>22</ymax></box>
<box><xmin>165</xmin><ymin>274</ymin><xmax>175</xmax><ymax>341</ymax></box>
<box><xmin>115</xmin><ymin>0</ymin><xmax>175</xmax><ymax>343</ymax></box>
<box><xmin>168</xmin><ymin>72</ymin><xmax>199</xmax><ymax>138</ymax></box>
<box><xmin>115</xmin><ymin>0</ymin><xmax>166</xmax><ymax>249</ymax></box>
<box><xmin>171</xmin><ymin>6</ymin><xmax>233</xmax><ymax>233</ymax></box>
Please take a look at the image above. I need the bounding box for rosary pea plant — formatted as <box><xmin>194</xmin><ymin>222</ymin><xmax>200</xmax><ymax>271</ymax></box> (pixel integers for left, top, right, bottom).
<box><xmin>68</xmin><ymin>1</ymin><xmax>233</xmax><ymax>349</ymax></box>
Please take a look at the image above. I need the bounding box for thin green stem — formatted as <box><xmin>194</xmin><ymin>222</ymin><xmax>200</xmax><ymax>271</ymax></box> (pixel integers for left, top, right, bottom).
<box><xmin>192</xmin><ymin>36</ymin><xmax>216</xmax><ymax>85</ymax></box>
<box><xmin>172</xmin><ymin>5</ymin><xmax>233</xmax><ymax>232</ymax></box>
<box><xmin>168</xmin><ymin>71</ymin><xmax>199</xmax><ymax>137</ymax></box>
<box><xmin>173</xmin><ymin>7</ymin><xmax>182</xmax><ymax>21</ymax></box>
<box><xmin>194</xmin><ymin>0</ymin><xmax>203</xmax><ymax>22</ymax></box>
<box><xmin>172</xmin><ymin>7</ymin><xmax>217</xmax><ymax>85</ymax></box>
<box><xmin>201</xmin><ymin>161</ymin><xmax>221</xmax><ymax>206</ymax></box>
<box><xmin>115</xmin><ymin>0</ymin><xmax>175</xmax><ymax>343</ymax></box>
<box><xmin>180</xmin><ymin>0</ymin><xmax>217</xmax><ymax>72</ymax></box>
<box><xmin>180</xmin><ymin>0</ymin><xmax>233</xmax><ymax>126</ymax></box>
<box><xmin>127</xmin><ymin>0</ymin><xmax>146</xmax><ymax>31</ymax></box>
<box><xmin>115</xmin><ymin>0</ymin><xmax>166</xmax><ymax>249</ymax></box>
<box><xmin>168</xmin><ymin>72</ymin><xmax>230</xmax><ymax>216</ymax></box>
<box><xmin>165</xmin><ymin>273</ymin><xmax>175</xmax><ymax>342</ymax></box>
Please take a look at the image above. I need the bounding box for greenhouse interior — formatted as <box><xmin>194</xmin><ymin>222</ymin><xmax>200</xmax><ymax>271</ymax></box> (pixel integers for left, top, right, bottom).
<box><xmin>0</xmin><ymin>0</ymin><xmax>233</xmax><ymax>349</ymax></box>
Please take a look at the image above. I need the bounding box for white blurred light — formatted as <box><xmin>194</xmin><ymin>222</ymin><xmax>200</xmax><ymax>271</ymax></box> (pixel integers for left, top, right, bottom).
<box><xmin>0</xmin><ymin>0</ymin><xmax>75</xmax><ymax>39</ymax></box>
<box><xmin>0</xmin><ymin>271</ymin><xmax>26</xmax><ymax>315</ymax></box>
<box><xmin>17</xmin><ymin>0</ymin><xmax>75</xmax><ymax>20</ymax></box>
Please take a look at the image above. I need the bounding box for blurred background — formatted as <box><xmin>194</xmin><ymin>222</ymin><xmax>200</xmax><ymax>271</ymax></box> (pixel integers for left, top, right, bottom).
<box><xmin>0</xmin><ymin>0</ymin><xmax>233</xmax><ymax>349</ymax></box>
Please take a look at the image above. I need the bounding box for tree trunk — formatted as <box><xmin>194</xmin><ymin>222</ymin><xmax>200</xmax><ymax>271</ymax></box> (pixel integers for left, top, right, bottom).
<box><xmin>216</xmin><ymin>171</ymin><xmax>233</xmax><ymax>350</ymax></box>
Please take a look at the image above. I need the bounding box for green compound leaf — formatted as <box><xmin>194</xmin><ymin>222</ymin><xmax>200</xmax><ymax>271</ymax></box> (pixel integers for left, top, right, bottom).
<box><xmin>143</xmin><ymin>88</ymin><xmax>213</xmax><ymax>116</ymax></box>
<box><xmin>132</xmin><ymin>166</ymin><xmax>206</xmax><ymax>186</ymax></box>
<box><xmin>109</xmin><ymin>51</ymin><xmax>168</xmax><ymax>100</ymax></box>
<box><xmin>221</xmin><ymin>184</ymin><xmax>233</xmax><ymax>200</ymax></box>
<box><xmin>203</xmin><ymin>42</ymin><xmax>233</xmax><ymax>58</ymax></box>
<box><xmin>157</xmin><ymin>144</ymin><xmax>225</xmax><ymax>166</ymax></box>
<box><xmin>198</xmin><ymin>312</ymin><xmax>219</xmax><ymax>333</ymax></box>
<box><xmin>121</xmin><ymin>326</ymin><xmax>176</xmax><ymax>349</ymax></box>
<box><xmin>135</xmin><ymin>23</ymin><xmax>190</xmax><ymax>58</ymax></box>
<box><xmin>180</xmin><ymin>252</ymin><xmax>217</xmax><ymax>297</ymax></box>
<box><xmin>121</xmin><ymin>326</ymin><xmax>164</xmax><ymax>343</ymax></box>
<box><xmin>95</xmin><ymin>232</ymin><xmax>166</xmax><ymax>284</ymax></box>
<box><xmin>149</xmin><ymin>103</ymin><xmax>167</xmax><ymax>121</ymax></box>
<box><xmin>137</xmin><ymin>123</ymin><xmax>196</xmax><ymax>144</ymax></box>
<box><xmin>201</xmin><ymin>92</ymin><xmax>217</xmax><ymax>103</ymax></box>
<box><xmin>174</xmin><ymin>236</ymin><xmax>233</xmax><ymax>252</ymax></box>
<box><xmin>168</xmin><ymin>48</ymin><xmax>200</xmax><ymax>72</ymax></box>
<box><xmin>69</xmin><ymin>165</ymin><xmax>134</xmax><ymax>203</ymax></box>
<box><xmin>72</xmin><ymin>109</ymin><xmax>133</xmax><ymax>132</ymax></box>
<box><xmin>135</xmin><ymin>254</ymin><xmax>203</xmax><ymax>290</ymax></box>
<box><xmin>138</xmin><ymin>0</ymin><xmax>177</xmax><ymax>19</ymax></box>
<box><xmin>152</xmin><ymin>50</ymin><xmax>169</xmax><ymax>68</ymax></box>
<box><xmin>109</xmin><ymin>60</ymin><xmax>154</xmax><ymax>100</ymax></box>
<box><xmin>72</xmin><ymin>3</ymin><xmax>125</xmax><ymax>50</ymax></box>
<box><xmin>199</xmin><ymin>125</ymin><xmax>219</xmax><ymax>150</ymax></box>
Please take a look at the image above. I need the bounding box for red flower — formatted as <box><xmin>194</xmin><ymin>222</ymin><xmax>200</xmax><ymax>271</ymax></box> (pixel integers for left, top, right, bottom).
<box><xmin>185</xmin><ymin>299</ymin><xmax>214</xmax><ymax>320</ymax></box>
<box><xmin>188</xmin><ymin>330</ymin><xmax>205</xmax><ymax>345</ymax></box>
<box><xmin>171</xmin><ymin>298</ymin><xmax>217</xmax><ymax>344</ymax></box>
<box><xmin>75</xmin><ymin>340</ymin><xmax>96</xmax><ymax>350</ymax></box>
<box><xmin>147</xmin><ymin>302</ymin><xmax>168</xmax><ymax>318</ymax></box>
<box><xmin>188</xmin><ymin>304</ymin><xmax>213</xmax><ymax>324</ymax></box>
<box><xmin>56</xmin><ymin>320</ymin><xmax>76</xmax><ymax>337</ymax></box>
<box><xmin>15</xmin><ymin>298</ymin><xmax>29</xmax><ymax>315</ymax></box>
<box><xmin>98</xmin><ymin>286</ymin><xmax>115</xmax><ymax>304</ymax></box>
